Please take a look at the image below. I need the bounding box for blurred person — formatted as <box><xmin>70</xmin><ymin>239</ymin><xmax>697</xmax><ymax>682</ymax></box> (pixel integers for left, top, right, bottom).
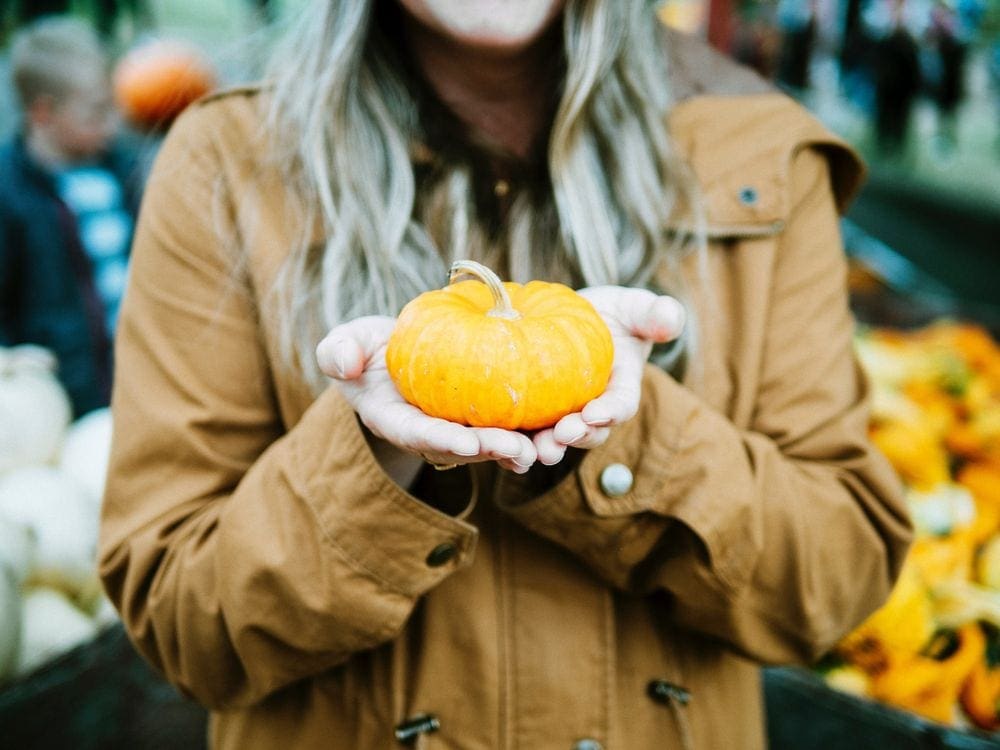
<box><xmin>991</xmin><ymin>40</ymin><xmax>1000</xmax><ymax>155</ymax></box>
<box><xmin>98</xmin><ymin>1</ymin><xmax>911</xmax><ymax>748</ymax></box>
<box><xmin>0</xmin><ymin>17</ymin><xmax>140</xmax><ymax>417</ymax></box>
<box><xmin>731</xmin><ymin>11</ymin><xmax>781</xmax><ymax>79</ymax></box>
<box><xmin>776</xmin><ymin>0</ymin><xmax>818</xmax><ymax>94</ymax></box>
<box><xmin>246</xmin><ymin>0</ymin><xmax>278</xmax><ymax>25</ymax></box>
<box><xmin>872</xmin><ymin>0</ymin><xmax>923</xmax><ymax>156</ymax></box>
<box><xmin>926</xmin><ymin>1</ymin><xmax>969</xmax><ymax>154</ymax></box>
<box><xmin>13</xmin><ymin>0</ymin><xmax>70</xmax><ymax>25</ymax></box>
<box><xmin>93</xmin><ymin>0</ymin><xmax>153</xmax><ymax>39</ymax></box>
<box><xmin>840</xmin><ymin>0</ymin><xmax>877</xmax><ymax>110</ymax></box>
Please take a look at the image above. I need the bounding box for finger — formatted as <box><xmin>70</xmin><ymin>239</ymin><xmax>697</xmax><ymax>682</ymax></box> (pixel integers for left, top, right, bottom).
<box><xmin>317</xmin><ymin>336</ymin><xmax>363</xmax><ymax>380</ymax></box>
<box><xmin>566</xmin><ymin>425</ymin><xmax>611</xmax><ymax>450</ymax></box>
<box><xmin>552</xmin><ymin>414</ymin><xmax>613</xmax><ymax>450</ymax></box>
<box><xmin>367</xmin><ymin>403</ymin><xmax>480</xmax><ymax>458</ymax></box>
<box><xmin>552</xmin><ymin>413</ymin><xmax>589</xmax><ymax>446</ymax></box>
<box><xmin>473</xmin><ymin>428</ymin><xmax>524</xmax><ymax>459</ymax></box>
<box><xmin>580</xmin><ymin>288</ymin><xmax>686</xmax><ymax>343</ymax></box>
<box><xmin>581</xmin><ymin>367</ymin><xmax>643</xmax><ymax>426</ymax></box>
<box><xmin>498</xmin><ymin>458</ymin><xmax>531</xmax><ymax>475</ymax></box>
<box><xmin>405</xmin><ymin>414</ymin><xmax>481</xmax><ymax>458</ymax></box>
<box><xmin>317</xmin><ymin>316</ymin><xmax>396</xmax><ymax>379</ymax></box>
<box><xmin>533</xmin><ymin>429</ymin><xmax>566</xmax><ymax>466</ymax></box>
<box><xmin>474</xmin><ymin>428</ymin><xmax>537</xmax><ymax>468</ymax></box>
<box><xmin>616</xmin><ymin>291</ymin><xmax>686</xmax><ymax>343</ymax></box>
<box><xmin>633</xmin><ymin>294</ymin><xmax>686</xmax><ymax>343</ymax></box>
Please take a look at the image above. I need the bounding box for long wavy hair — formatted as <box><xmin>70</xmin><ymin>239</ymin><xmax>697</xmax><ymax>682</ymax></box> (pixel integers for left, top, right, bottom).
<box><xmin>264</xmin><ymin>0</ymin><xmax>700</xmax><ymax>392</ymax></box>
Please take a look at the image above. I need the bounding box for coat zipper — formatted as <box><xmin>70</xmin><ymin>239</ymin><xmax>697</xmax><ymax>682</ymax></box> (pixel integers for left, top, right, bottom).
<box><xmin>495</xmin><ymin>510</ymin><xmax>512</xmax><ymax>750</ymax></box>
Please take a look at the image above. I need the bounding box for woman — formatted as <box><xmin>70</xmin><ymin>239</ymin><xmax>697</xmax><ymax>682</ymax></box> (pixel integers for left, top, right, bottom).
<box><xmin>99</xmin><ymin>1</ymin><xmax>912</xmax><ymax>748</ymax></box>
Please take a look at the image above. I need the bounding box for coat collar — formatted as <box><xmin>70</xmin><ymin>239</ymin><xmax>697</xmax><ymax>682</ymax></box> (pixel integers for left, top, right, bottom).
<box><xmin>667</xmin><ymin>92</ymin><xmax>866</xmax><ymax>240</ymax></box>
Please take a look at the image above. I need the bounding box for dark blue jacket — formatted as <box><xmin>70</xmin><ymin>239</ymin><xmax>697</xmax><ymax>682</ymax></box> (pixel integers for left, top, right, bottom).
<box><xmin>0</xmin><ymin>134</ymin><xmax>142</xmax><ymax>417</ymax></box>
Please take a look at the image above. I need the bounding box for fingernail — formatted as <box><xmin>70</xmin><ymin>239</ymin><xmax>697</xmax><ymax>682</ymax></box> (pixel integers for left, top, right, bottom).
<box><xmin>332</xmin><ymin>341</ymin><xmax>349</xmax><ymax>378</ymax></box>
<box><xmin>562</xmin><ymin>428</ymin><xmax>586</xmax><ymax>445</ymax></box>
<box><xmin>540</xmin><ymin>450</ymin><xmax>565</xmax><ymax>466</ymax></box>
<box><xmin>665</xmin><ymin>297</ymin><xmax>686</xmax><ymax>331</ymax></box>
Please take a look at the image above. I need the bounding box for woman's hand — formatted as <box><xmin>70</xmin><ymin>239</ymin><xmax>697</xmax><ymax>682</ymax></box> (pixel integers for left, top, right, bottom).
<box><xmin>532</xmin><ymin>288</ymin><xmax>686</xmax><ymax>466</ymax></box>
<box><xmin>317</xmin><ymin>316</ymin><xmax>537</xmax><ymax>474</ymax></box>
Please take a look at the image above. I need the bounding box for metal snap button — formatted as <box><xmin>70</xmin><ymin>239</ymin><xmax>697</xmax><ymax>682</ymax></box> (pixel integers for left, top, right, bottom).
<box><xmin>426</xmin><ymin>542</ymin><xmax>457</xmax><ymax>567</ymax></box>
<box><xmin>599</xmin><ymin>463</ymin><xmax>633</xmax><ymax>497</ymax></box>
<box><xmin>394</xmin><ymin>713</ymin><xmax>440</xmax><ymax>744</ymax></box>
<box><xmin>648</xmin><ymin>678</ymin><xmax>691</xmax><ymax>706</ymax></box>
<box><xmin>573</xmin><ymin>740</ymin><xmax>604</xmax><ymax>750</ymax></box>
<box><xmin>738</xmin><ymin>186</ymin><xmax>758</xmax><ymax>206</ymax></box>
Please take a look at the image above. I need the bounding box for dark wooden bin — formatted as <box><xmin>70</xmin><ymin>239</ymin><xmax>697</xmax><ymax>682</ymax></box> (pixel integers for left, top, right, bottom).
<box><xmin>0</xmin><ymin>624</ymin><xmax>208</xmax><ymax>750</ymax></box>
<box><xmin>4</xmin><ymin>628</ymin><xmax>1000</xmax><ymax>748</ymax></box>
<box><xmin>764</xmin><ymin>667</ymin><xmax>1000</xmax><ymax>750</ymax></box>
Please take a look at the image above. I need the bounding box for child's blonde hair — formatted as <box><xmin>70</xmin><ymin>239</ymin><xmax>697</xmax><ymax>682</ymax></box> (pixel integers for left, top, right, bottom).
<box><xmin>10</xmin><ymin>16</ymin><xmax>107</xmax><ymax>109</ymax></box>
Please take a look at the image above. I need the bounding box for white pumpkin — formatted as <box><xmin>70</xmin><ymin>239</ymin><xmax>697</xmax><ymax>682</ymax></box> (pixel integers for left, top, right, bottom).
<box><xmin>58</xmin><ymin>408</ymin><xmax>113</xmax><ymax>512</ymax></box>
<box><xmin>92</xmin><ymin>593</ymin><xmax>121</xmax><ymax>629</ymax></box>
<box><xmin>0</xmin><ymin>517</ymin><xmax>36</xmax><ymax>682</ymax></box>
<box><xmin>0</xmin><ymin>346</ymin><xmax>72</xmax><ymax>474</ymax></box>
<box><xmin>15</xmin><ymin>587</ymin><xmax>97</xmax><ymax>678</ymax></box>
<box><xmin>0</xmin><ymin>467</ymin><xmax>98</xmax><ymax>593</ymax></box>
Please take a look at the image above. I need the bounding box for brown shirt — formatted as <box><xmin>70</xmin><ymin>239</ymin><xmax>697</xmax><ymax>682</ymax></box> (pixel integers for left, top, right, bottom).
<box><xmin>99</xmin><ymin>34</ymin><xmax>911</xmax><ymax>750</ymax></box>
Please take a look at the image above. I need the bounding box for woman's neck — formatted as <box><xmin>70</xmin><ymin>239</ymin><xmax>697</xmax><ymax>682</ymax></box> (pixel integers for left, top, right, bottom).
<box><xmin>401</xmin><ymin>15</ymin><xmax>561</xmax><ymax>160</ymax></box>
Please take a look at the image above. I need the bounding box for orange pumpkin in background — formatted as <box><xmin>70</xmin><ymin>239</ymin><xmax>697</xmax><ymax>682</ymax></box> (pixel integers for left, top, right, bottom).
<box><xmin>113</xmin><ymin>40</ymin><xmax>215</xmax><ymax>132</ymax></box>
<box><xmin>385</xmin><ymin>261</ymin><xmax>614</xmax><ymax>431</ymax></box>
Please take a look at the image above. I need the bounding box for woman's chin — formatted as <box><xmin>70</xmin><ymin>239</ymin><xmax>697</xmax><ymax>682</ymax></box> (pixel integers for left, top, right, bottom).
<box><xmin>403</xmin><ymin>0</ymin><xmax>566</xmax><ymax>54</ymax></box>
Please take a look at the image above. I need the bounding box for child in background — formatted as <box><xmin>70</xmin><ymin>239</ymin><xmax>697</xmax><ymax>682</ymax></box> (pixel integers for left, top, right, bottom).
<box><xmin>0</xmin><ymin>16</ymin><xmax>140</xmax><ymax>418</ymax></box>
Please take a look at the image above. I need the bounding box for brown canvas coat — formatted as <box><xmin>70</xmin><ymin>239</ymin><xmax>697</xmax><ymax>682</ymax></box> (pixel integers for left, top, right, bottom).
<box><xmin>99</xmin><ymin>32</ymin><xmax>912</xmax><ymax>750</ymax></box>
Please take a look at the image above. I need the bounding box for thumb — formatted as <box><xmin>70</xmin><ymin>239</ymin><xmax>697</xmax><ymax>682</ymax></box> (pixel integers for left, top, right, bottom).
<box><xmin>616</xmin><ymin>291</ymin><xmax>686</xmax><ymax>343</ymax></box>
<box><xmin>317</xmin><ymin>315</ymin><xmax>395</xmax><ymax>380</ymax></box>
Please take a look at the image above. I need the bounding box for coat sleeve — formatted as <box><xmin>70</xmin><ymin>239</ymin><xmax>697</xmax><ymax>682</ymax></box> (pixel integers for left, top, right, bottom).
<box><xmin>495</xmin><ymin>146</ymin><xmax>912</xmax><ymax>665</ymax></box>
<box><xmin>98</xmin><ymin>102</ymin><xmax>478</xmax><ymax>710</ymax></box>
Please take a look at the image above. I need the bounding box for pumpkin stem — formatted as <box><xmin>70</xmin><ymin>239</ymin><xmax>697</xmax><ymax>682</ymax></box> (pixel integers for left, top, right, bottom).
<box><xmin>449</xmin><ymin>260</ymin><xmax>521</xmax><ymax>320</ymax></box>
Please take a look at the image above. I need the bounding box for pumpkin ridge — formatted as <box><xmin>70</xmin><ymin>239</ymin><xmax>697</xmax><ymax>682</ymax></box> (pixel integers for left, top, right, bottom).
<box><xmin>507</xmin><ymin>321</ymin><xmax>531</xmax><ymax>430</ymax></box>
<box><xmin>445</xmin><ymin>281</ymin><xmax>495</xmax><ymax>314</ymax></box>
<box><xmin>551</xmin><ymin>317</ymin><xmax>595</xmax><ymax>419</ymax></box>
<box><xmin>405</xmin><ymin>315</ymin><xmax>453</xmax><ymax>421</ymax></box>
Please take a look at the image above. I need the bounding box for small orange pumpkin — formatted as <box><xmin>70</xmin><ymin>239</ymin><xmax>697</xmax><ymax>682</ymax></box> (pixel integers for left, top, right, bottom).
<box><xmin>113</xmin><ymin>40</ymin><xmax>215</xmax><ymax>131</ymax></box>
<box><xmin>385</xmin><ymin>260</ymin><xmax>614</xmax><ymax>431</ymax></box>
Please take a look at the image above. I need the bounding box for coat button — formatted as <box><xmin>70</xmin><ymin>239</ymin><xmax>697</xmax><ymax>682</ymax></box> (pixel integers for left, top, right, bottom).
<box><xmin>599</xmin><ymin>463</ymin><xmax>633</xmax><ymax>497</ymax></box>
<box><xmin>648</xmin><ymin>678</ymin><xmax>691</xmax><ymax>706</ymax></box>
<box><xmin>573</xmin><ymin>740</ymin><xmax>604</xmax><ymax>750</ymax></box>
<box><xmin>426</xmin><ymin>542</ymin><xmax>457</xmax><ymax>567</ymax></box>
<box><xmin>394</xmin><ymin>713</ymin><xmax>440</xmax><ymax>743</ymax></box>
<box><xmin>738</xmin><ymin>185</ymin><xmax>759</xmax><ymax>206</ymax></box>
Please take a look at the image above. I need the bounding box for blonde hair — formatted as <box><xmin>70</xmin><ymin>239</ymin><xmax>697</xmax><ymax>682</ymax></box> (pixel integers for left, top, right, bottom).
<box><xmin>265</xmin><ymin>0</ymin><xmax>700</xmax><ymax>391</ymax></box>
<box><xmin>10</xmin><ymin>17</ymin><xmax>108</xmax><ymax>109</ymax></box>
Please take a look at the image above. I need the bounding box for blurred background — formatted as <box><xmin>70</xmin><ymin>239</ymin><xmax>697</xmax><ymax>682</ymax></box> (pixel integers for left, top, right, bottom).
<box><xmin>659</xmin><ymin>0</ymin><xmax>1000</xmax><ymax>332</ymax></box>
<box><xmin>5</xmin><ymin>0</ymin><xmax>992</xmax><ymax>322</ymax></box>
<box><xmin>0</xmin><ymin>2</ymin><xmax>998</xmax><ymax>749</ymax></box>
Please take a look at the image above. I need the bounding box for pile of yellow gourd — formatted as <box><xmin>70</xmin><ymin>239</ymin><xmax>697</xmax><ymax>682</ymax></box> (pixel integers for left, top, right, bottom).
<box><xmin>824</xmin><ymin>322</ymin><xmax>1000</xmax><ymax>731</ymax></box>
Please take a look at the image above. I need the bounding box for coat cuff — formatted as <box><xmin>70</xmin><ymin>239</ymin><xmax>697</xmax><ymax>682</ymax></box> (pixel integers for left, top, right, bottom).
<box><xmin>287</xmin><ymin>386</ymin><xmax>479</xmax><ymax>599</ymax></box>
<box><xmin>493</xmin><ymin>366</ymin><xmax>683</xmax><ymax>588</ymax></box>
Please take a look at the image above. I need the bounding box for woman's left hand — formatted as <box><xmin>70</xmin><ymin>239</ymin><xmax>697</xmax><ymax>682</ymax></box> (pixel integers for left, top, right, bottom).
<box><xmin>532</xmin><ymin>287</ymin><xmax>686</xmax><ymax>465</ymax></box>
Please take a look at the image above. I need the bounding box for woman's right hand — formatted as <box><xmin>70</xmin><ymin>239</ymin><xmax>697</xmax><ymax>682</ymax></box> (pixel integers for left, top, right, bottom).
<box><xmin>317</xmin><ymin>316</ymin><xmax>537</xmax><ymax>474</ymax></box>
